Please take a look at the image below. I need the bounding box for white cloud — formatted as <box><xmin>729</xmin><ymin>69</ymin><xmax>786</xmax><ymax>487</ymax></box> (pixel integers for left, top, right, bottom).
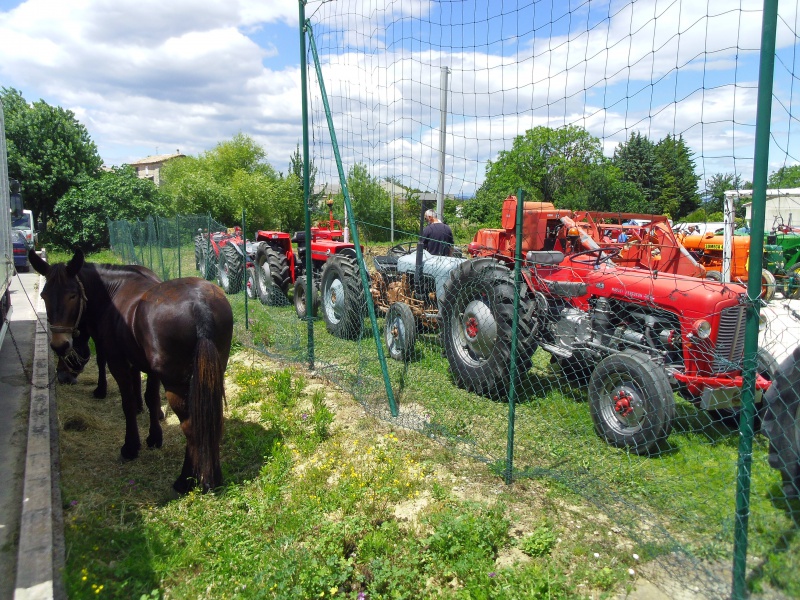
<box><xmin>0</xmin><ymin>0</ymin><xmax>797</xmax><ymax>199</ymax></box>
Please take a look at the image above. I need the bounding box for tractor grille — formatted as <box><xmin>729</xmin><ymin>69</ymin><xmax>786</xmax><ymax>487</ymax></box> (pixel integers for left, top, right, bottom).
<box><xmin>712</xmin><ymin>305</ymin><xmax>747</xmax><ymax>373</ymax></box>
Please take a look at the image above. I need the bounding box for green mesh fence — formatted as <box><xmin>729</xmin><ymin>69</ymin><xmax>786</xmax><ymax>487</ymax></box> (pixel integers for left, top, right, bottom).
<box><xmin>104</xmin><ymin>1</ymin><xmax>800</xmax><ymax>596</ymax></box>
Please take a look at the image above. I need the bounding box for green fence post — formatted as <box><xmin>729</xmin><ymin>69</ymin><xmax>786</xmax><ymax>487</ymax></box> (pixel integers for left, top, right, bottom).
<box><xmin>299</xmin><ymin>0</ymin><xmax>314</xmax><ymax>370</ymax></box>
<box><xmin>505</xmin><ymin>188</ymin><xmax>525</xmax><ymax>485</ymax></box>
<box><xmin>242</xmin><ymin>209</ymin><xmax>249</xmax><ymax>330</ymax></box>
<box><xmin>177</xmin><ymin>214</ymin><xmax>181</xmax><ymax>279</ymax></box>
<box><xmin>307</xmin><ymin>23</ymin><xmax>398</xmax><ymax>416</ymax></box>
<box><xmin>156</xmin><ymin>216</ymin><xmax>167</xmax><ymax>279</ymax></box>
<box><xmin>731</xmin><ymin>1</ymin><xmax>778</xmax><ymax>598</ymax></box>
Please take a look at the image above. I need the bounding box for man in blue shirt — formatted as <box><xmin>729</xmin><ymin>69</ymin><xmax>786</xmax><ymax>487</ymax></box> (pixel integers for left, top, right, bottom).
<box><xmin>421</xmin><ymin>210</ymin><xmax>454</xmax><ymax>256</ymax></box>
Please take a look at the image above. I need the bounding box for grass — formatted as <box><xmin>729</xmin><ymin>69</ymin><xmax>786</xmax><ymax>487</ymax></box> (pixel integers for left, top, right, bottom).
<box><xmin>52</xmin><ymin>246</ymin><xmax>800</xmax><ymax>598</ymax></box>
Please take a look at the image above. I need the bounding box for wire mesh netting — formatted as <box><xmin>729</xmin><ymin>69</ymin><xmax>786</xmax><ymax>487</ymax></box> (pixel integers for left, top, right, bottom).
<box><xmin>106</xmin><ymin>1</ymin><xmax>800</xmax><ymax>597</ymax></box>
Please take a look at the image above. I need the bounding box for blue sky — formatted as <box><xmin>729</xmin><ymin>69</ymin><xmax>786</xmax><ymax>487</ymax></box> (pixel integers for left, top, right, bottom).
<box><xmin>1</xmin><ymin>0</ymin><xmax>798</xmax><ymax>197</ymax></box>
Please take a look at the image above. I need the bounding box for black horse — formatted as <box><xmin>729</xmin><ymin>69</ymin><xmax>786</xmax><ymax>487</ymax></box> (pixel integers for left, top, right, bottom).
<box><xmin>31</xmin><ymin>249</ymin><xmax>233</xmax><ymax>492</ymax></box>
<box><xmin>54</xmin><ymin>264</ymin><xmax>160</xmax><ymax>401</ymax></box>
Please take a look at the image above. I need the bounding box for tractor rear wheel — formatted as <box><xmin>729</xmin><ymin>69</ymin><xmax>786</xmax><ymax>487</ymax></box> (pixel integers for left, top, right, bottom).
<box><xmin>588</xmin><ymin>350</ymin><xmax>674</xmax><ymax>455</ymax></box>
<box><xmin>385</xmin><ymin>302</ymin><xmax>416</xmax><ymax>361</ymax></box>
<box><xmin>255</xmin><ymin>244</ymin><xmax>291</xmax><ymax>306</ymax></box>
<box><xmin>441</xmin><ymin>258</ymin><xmax>538</xmax><ymax>398</ymax></box>
<box><xmin>294</xmin><ymin>275</ymin><xmax>319</xmax><ymax>319</ymax></box>
<box><xmin>320</xmin><ymin>254</ymin><xmax>366</xmax><ymax>340</ymax></box>
<box><xmin>761</xmin><ymin>268</ymin><xmax>777</xmax><ymax>302</ymax></box>
<box><xmin>762</xmin><ymin>347</ymin><xmax>800</xmax><ymax>499</ymax></box>
<box><xmin>195</xmin><ymin>235</ymin><xmax>217</xmax><ymax>280</ymax></box>
<box><xmin>218</xmin><ymin>244</ymin><xmax>244</xmax><ymax>294</ymax></box>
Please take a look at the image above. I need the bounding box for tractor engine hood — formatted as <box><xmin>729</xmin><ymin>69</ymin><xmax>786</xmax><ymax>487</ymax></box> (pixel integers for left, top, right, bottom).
<box><xmin>548</xmin><ymin>258</ymin><xmax>747</xmax><ymax>320</ymax></box>
<box><xmin>396</xmin><ymin>251</ymin><xmax>466</xmax><ymax>301</ymax></box>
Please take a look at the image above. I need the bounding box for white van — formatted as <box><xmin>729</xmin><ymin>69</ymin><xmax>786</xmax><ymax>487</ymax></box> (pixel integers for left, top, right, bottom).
<box><xmin>12</xmin><ymin>209</ymin><xmax>36</xmax><ymax>249</ymax></box>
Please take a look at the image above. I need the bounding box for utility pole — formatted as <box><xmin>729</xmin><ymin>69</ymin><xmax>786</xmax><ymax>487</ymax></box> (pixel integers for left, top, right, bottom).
<box><xmin>436</xmin><ymin>66</ymin><xmax>450</xmax><ymax>220</ymax></box>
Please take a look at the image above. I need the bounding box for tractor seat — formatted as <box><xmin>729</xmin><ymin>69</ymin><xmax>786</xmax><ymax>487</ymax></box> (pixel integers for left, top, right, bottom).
<box><xmin>543</xmin><ymin>280</ymin><xmax>587</xmax><ymax>298</ymax></box>
<box><xmin>373</xmin><ymin>255</ymin><xmax>399</xmax><ymax>274</ymax></box>
<box><xmin>526</xmin><ymin>250</ymin><xmax>565</xmax><ymax>265</ymax></box>
<box><xmin>292</xmin><ymin>231</ymin><xmax>306</xmax><ymax>245</ymax></box>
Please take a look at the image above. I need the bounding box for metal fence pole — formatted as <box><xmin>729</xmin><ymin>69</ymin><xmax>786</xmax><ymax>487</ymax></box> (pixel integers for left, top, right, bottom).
<box><xmin>731</xmin><ymin>1</ymin><xmax>778</xmax><ymax>597</ymax></box>
<box><xmin>300</xmin><ymin>0</ymin><xmax>314</xmax><ymax>370</ymax></box>
<box><xmin>505</xmin><ymin>188</ymin><xmax>525</xmax><ymax>485</ymax></box>
<box><xmin>242</xmin><ymin>208</ymin><xmax>249</xmax><ymax>330</ymax></box>
<box><xmin>307</xmin><ymin>22</ymin><xmax>398</xmax><ymax>416</ymax></box>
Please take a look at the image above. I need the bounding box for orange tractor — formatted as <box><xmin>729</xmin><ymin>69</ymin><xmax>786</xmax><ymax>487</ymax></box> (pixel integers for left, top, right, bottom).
<box><xmin>678</xmin><ymin>231</ymin><xmax>776</xmax><ymax>301</ymax></box>
<box><xmin>468</xmin><ymin>197</ymin><xmax>706</xmax><ymax>279</ymax></box>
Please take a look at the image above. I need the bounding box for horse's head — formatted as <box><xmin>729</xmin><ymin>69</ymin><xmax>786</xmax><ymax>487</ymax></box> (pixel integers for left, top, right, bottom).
<box><xmin>30</xmin><ymin>249</ymin><xmax>87</xmax><ymax>357</ymax></box>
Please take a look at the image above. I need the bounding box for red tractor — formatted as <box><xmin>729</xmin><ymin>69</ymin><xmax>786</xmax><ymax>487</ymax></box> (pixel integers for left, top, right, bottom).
<box><xmin>194</xmin><ymin>226</ymin><xmax>256</xmax><ymax>296</ymax></box>
<box><xmin>251</xmin><ymin>200</ymin><xmax>366</xmax><ymax>339</ymax></box>
<box><xmin>427</xmin><ymin>196</ymin><xmax>779</xmax><ymax>456</ymax></box>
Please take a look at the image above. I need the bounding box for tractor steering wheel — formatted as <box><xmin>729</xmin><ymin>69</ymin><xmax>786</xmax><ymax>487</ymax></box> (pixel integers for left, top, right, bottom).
<box><xmin>567</xmin><ymin>246</ymin><xmax>622</xmax><ymax>267</ymax></box>
<box><xmin>388</xmin><ymin>241</ymin><xmax>417</xmax><ymax>257</ymax></box>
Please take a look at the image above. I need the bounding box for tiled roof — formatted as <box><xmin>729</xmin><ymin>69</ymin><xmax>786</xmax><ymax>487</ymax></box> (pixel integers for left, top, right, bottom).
<box><xmin>129</xmin><ymin>152</ymin><xmax>185</xmax><ymax>165</ymax></box>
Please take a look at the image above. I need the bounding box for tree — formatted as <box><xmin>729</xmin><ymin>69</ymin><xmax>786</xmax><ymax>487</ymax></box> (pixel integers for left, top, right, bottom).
<box><xmin>1</xmin><ymin>87</ymin><xmax>103</xmax><ymax>230</ymax></box>
<box><xmin>464</xmin><ymin>125</ymin><xmax>611</xmax><ymax>225</ymax></box>
<box><xmin>159</xmin><ymin>134</ymin><xmax>301</xmax><ymax>232</ymax></box>
<box><xmin>612</xmin><ymin>132</ymin><xmax>659</xmax><ymax>206</ymax></box>
<box><xmin>344</xmin><ymin>163</ymin><xmax>392</xmax><ymax>241</ymax></box>
<box><xmin>654</xmin><ymin>134</ymin><xmax>700</xmax><ymax>218</ymax></box>
<box><xmin>289</xmin><ymin>143</ymin><xmax>324</xmax><ymax>214</ymax></box>
<box><xmin>51</xmin><ymin>167</ymin><xmax>166</xmax><ymax>251</ymax></box>
<box><xmin>767</xmin><ymin>164</ymin><xmax>800</xmax><ymax>188</ymax></box>
<box><xmin>702</xmin><ymin>173</ymin><xmax>743</xmax><ymax>214</ymax></box>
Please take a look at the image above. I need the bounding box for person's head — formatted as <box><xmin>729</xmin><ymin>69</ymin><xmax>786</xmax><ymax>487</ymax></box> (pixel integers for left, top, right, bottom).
<box><xmin>425</xmin><ymin>209</ymin><xmax>438</xmax><ymax>224</ymax></box>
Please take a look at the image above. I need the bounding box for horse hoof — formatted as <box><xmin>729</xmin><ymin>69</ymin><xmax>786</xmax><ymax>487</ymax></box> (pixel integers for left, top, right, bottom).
<box><xmin>120</xmin><ymin>445</ymin><xmax>139</xmax><ymax>461</ymax></box>
<box><xmin>58</xmin><ymin>373</ymin><xmax>78</xmax><ymax>385</ymax></box>
<box><xmin>146</xmin><ymin>433</ymin><xmax>163</xmax><ymax>449</ymax></box>
<box><xmin>93</xmin><ymin>388</ymin><xmax>107</xmax><ymax>399</ymax></box>
<box><xmin>172</xmin><ymin>477</ymin><xmax>192</xmax><ymax>494</ymax></box>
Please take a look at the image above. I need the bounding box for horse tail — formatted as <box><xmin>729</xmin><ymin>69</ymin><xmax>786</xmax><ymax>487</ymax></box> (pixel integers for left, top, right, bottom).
<box><xmin>189</xmin><ymin>337</ymin><xmax>224</xmax><ymax>491</ymax></box>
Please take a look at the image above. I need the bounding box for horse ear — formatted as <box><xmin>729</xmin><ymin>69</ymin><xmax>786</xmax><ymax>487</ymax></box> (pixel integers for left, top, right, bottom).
<box><xmin>66</xmin><ymin>248</ymin><xmax>85</xmax><ymax>276</ymax></box>
<box><xmin>28</xmin><ymin>249</ymin><xmax>50</xmax><ymax>276</ymax></box>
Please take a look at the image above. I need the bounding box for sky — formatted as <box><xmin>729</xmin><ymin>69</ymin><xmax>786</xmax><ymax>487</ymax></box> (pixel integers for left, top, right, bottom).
<box><xmin>1</xmin><ymin>0</ymin><xmax>799</xmax><ymax>198</ymax></box>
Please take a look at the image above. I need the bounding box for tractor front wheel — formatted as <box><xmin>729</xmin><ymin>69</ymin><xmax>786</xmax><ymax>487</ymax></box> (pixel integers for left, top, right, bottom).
<box><xmin>294</xmin><ymin>275</ymin><xmax>320</xmax><ymax>319</ymax></box>
<box><xmin>385</xmin><ymin>302</ymin><xmax>416</xmax><ymax>361</ymax></box>
<box><xmin>245</xmin><ymin>266</ymin><xmax>257</xmax><ymax>299</ymax></box>
<box><xmin>588</xmin><ymin>350</ymin><xmax>674</xmax><ymax>455</ymax></box>
<box><xmin>441</xmin><ymin>258</ymin><xmax>538</xmax><ymax>398</ymax></box>
<box><xmin>255</xmin><ymin>244</ymin><xmax>291</xmax><ymax>306</ymax></box>
<box><xmin>785</xmin><ymin>263</ymin><xmax>800</xmax><ymax>300</ymax></box>
<box><xmin>762</xmin><ymin>269</ymin><xmax>777</xmax><ymax>302</ymax></box>
<box><xmin>320</xmin><ymin>254</ymin><xmax>366</xmax><ymax>340</ymax></box>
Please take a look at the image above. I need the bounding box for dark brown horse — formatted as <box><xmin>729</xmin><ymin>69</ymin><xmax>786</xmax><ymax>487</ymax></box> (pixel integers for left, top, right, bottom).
<box><xmin>30</xmin><ymin>249</ymin><xmax>233</xmax><ymax>492</ymax></box>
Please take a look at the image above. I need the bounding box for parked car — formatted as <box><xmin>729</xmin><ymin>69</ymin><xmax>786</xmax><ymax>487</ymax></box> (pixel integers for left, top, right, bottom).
<box><xmin>12</xmin><ymin>230</ymin><xmax>30</xmax><ymax>272</ymax></box>
<box><xmin>12</xmin><ymin>208</ymin><xmax>36</xmax><ymax>249</ymax></box>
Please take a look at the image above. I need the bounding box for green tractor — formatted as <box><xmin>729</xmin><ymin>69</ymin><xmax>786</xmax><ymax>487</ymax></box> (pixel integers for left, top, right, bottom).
<box><xmin>765</xmin><ymin>218</ymin><xmax>800</xmax><ymax>299</ymax></box>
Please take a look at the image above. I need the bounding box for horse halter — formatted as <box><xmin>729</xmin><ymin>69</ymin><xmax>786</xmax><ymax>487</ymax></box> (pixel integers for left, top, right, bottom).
<box><xmin>48</xmin><ymin>276</ymin><xmax>88</xmax><ymax>339</ymax></box>
<box><xmin>48</xmin><ymin>275</ymin><xmax>90</xmax><ymax>374</ymax></box>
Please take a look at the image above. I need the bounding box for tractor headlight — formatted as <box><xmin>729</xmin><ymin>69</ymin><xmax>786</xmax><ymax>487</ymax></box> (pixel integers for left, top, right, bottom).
<box><xmin>693</xmin><ymin>319</ymin><xmax>712</xmax><ymax>339</ymax></box>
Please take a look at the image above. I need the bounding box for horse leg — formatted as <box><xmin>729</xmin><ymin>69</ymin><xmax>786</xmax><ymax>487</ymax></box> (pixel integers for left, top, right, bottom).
<box><xmin>109</xmin><ymin>363</ymin><xmax>143</xmax><ymax>460</ymax></box>
<box><xmin>166</xmin><ymin>390</ymin><xmax>194</xmax><ymax>493</ymax></box>
<box><xmin>93</xmin><ymin>346</ymin><xmax>108</xmax><ymax>399</ymax></box>
<box><xmin>144</xmin><ymin>375</ymin><xmax>164</xmax><ymax>449</ymax></box>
